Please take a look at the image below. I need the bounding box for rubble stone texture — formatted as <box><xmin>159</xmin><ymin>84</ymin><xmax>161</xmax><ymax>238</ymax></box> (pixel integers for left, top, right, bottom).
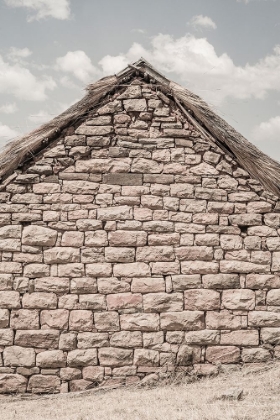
<box><xmin>0</xmin><ymin>79</ymin><xmax>280</xmax><ymax>394</ymax></box>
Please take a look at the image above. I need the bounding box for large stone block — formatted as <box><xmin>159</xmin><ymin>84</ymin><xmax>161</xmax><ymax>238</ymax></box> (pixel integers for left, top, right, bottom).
<box><xmin>0</xmin><ymin>291</ymin><xmax>20</xmax><ymax>309</ymax></box>
<box><xmin>69</xmin><ymin>310</ymin><xmax>93</xmax><ymax>331</ymax></box>
<box><xmin>98</xmin><ymin>347</ymin><xmax>133</xmax><ymax>367</ymax></box>
<box><xmin>0</xmin><ymin>374</ymin><xmax>27</xmax><ymax>393</ymax></box>
<box><xmin>0</xmin><ymin>329</ymin><xmax>14</xmax><ymax>345</ymax></box>
<box><xmin>40</xmin><ymin>309</ymin><xmax>69</xmax><ymax>330</ymax></box>
<box><xmin>94</xmin><ymin>311</ymin><xmax>120</xmax><ymax>331</ymax></box>
<box><xmin>0</xmin><ymin>309</ymin><xmax>9</xmax><ymax>328</ymax></box>
<box><xmin>85</xmin><ymin>231</ymin><xmax>108</xmax><ymax>247</ymax></box>
<box><xmin>202</xmin><ymin>274</ymin><xmax>239</xmax><ymax>289</ymax></box>
<box><xmin>107</xmin><ymin>293</ymin><xmax>142</xmax><ymax>310</ymax></box>
<box><xmin>76</xmin><ymin>125</ymin><xmax>113</xmax><ymax>136</ymax></box>
<box><xmin>109</xmin><ymin>231</ymin><xmax>147</xmax><ymax>247</ymax></box>
<box><xmin>62</xmin><ymin>180</ymin><xmax>99</xmax><ymax>194</ymax></box>
<box><xmin>86</xmin><ymin>263</ymin><xmax>112</xmax><ymax>277</ymax></box>
<box><xmin>175</xmin><ymin>246</ymin><xmax>213</xmax><ymax>261</ymax></box>
<box><xmin>134</xmin><ymin>349</ymin><xmax>159</xmax><ymax>366</ymax></box>
<box><xmin>82</xmin><ymin>366</ymin><xmax>104</xmax><ymax>382</ymax></box>
<box><xmin>261</xmin><ymin>328</ymin><xmax>280</xmax><ymax>344</ymax></box>
<box><xmin>105</xmin><ymin>247</ymin><xmax>135</xmax><ymax>263</ymax></box>
<box><xmin>177</xmin><ymin>345</ymin><xmax>201</xmax><ymax>365</ymax></box>
<box><xmin>0</xmin><ymin>262</ymin><xmax>22</xmax><ymax>274</ymax></box>
<box><xmin>248</xmin><ymin>311</ymin><xmax>280</xmax><ymax>327</ymax></box>
<box><xmin>136</xmin><ymin>246</ymin><xmax>174</xmax><ymax>262</ymax></box>
<box><xmin>10</xmin><ymin>309</ymin><xmax>39</xmax><ymax>330</ymax></box>
<box><xmin>242</xmin><ymin>348</ymin><xmax>271</xmax><ymax>363</ymax></box>
<box><xmin>97</xmin><ymin>206</ymin><xmax>132</xmax><ymax>221</ymax></box>
<box><xmin>120</xmin><ymin>313</ymin><xmax>159</xmax><ymax>331</ymax></box>
<box><xmin>123</xmin><ymin>99</ymin><xmax>147</xmax><ymax>112</ymax></box>
<box><xmin>205</xmin><ymin>311</ymin><xmax>242</xmax><ymax>330</ymax></box>
<box><xmin>220</xmin><ymin>235</ymin><xmax>242</xmax><ymax>250</ymax></box>
<box><xmin>181</xmin><ymin>261</ymin><xmax>219</xmax><ymax>274</ymax></box>
<box><xmin>28</xmin><ymin>375</ymin><xmax>60</xmax><ymax>394</ymax></box>
<box><xmin>79</xmin><ymin>294</ymin><xmax>106</xmax><ymax>310</ymax></box>
<box><xmin>103</xmin><ymin>173</ymin><xmax>142</xmax><ymax>185</ymax></box>
<box><xmin>97</xmin><ymin>277</ymin><xmax>130</xmax><ymax>294</ymax></box>
<box><xmin>185</xmin><ymin>330</ymin><xmax>220</xmax><ymax>345</ymax></box>
<box><xmin>60</xmin><ymin>367</ymin><xmax>82</xmax><ymax>381</ymax></box>
<box><xmin>151</xmin><ymin>262</ymin><xmax>180</xmax><ymax>275</ymax></box>
<box><xmin>131</xmin><ymin>277</ymin><xmax>165</xmax><ymax>293</ymax></box>
<box><xmin>229</xmin><ymin>214</ymin><xmax>262</xmax><ymax>226</ymax></box>
<box><xmin>34</xmin><ymin>277</ymin><xmax>69</xmax><ymax>294</ymax></box>
<box><xmin>246</xmin><ymin>274</ymin><xmax>280</xmax><ymax>289</ymax></box>
<box><xmin>110</xmin><ymin>331</ymin><xmax>142</xmax><ymax>348</ymax></box>
<box><xmin>171</xmin><ymin>275</ymin><xmax>201</xmax><ymax>291</ymax></box>
<box><xmin>131</xmin><ymin>158</ymin><xmax>163</xmax><ymax>174</ymax></box>
<box><xmin>57</xmin><ymin>263</ymin><xmax>84</xmax><ymax>277</ymax></box>
<box><xmin>44</xmin><ymin>247</ymin><xmax>80</xmax><ymax>264</ymax></box>
<box><xmin>22</xmin><ymin>292</ymin><xmax>57</xmax><ymax>309</ymax></box>
<box><xmin>220</xmin><ymin>330</ymin><xmax>259</xmax><ymax>346</ymax></box>
<box><xmin>77</xmin><ymin>332</ymin><xmax>109</xmax><ymax>348</ymax></box>
<box><xmin>113</xmin><ymin>262</ymin><xmax>150</xmax><ymax>277</ymax></box>
<box><xmin>184</xmin><ymin>289</ymin><xmax>220</xmax><ymax>310</ymax></box>
<box><xmin>160</xmin><ymin>311</ymin><xmax>204</xmax><ymax>331</ymax></box>
<box><xmin>37</xmin><ymin>350</ymin><xmax>66</xmax><ymax>368</ymax></box>
<box><xmin>71</xmin><ymin>278</ymin><xmax>97</xmax><ymax>294</ymax></box>
<box><xmin>24</xmin><ymin>264</ymin><xmax>50</xmax><ymax>278</ymax></box>
<box><xmin>143</xmin><ymin>292</ymin><xmax>183</xmax><ymax>312</ymax></box>
<box><xmin>205</xmin><ymin>346</ymin><xmax>240</xmax><ymax>363</ymax></box>
<box><xmin>220</xmin><ymin>261</ymin><xmax>269</xmax><ymax>274</ymax></box>
<box><xmin>222</xmin><ymin>289</ymin><xmax>255</xmax><ymax>310</ymax></box>
<box><xmin>22</xmin><ymin>225</ymin><xmax>57</xmax><ymax>246</ymax></box>
<box><xmin>67</xmin><ymin>349</ymin><xmax>98</xmax><ymax>367</ymax></box>
<box><xmin>15</xmin><ymin>330</ymin><xmax>59</xmax><ymax>348</ymax></box>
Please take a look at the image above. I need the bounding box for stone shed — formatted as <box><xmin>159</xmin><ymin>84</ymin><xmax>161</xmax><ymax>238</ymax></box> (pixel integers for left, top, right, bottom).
<box><xmin>0</xmin><ymin>58</ymin><xmax>280</xmax><ymax>394</ymax></box>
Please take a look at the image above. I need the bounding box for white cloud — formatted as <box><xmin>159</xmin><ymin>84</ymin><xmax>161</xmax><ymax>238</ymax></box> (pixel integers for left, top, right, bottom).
<box><xmin>0</xmin><ymin>103</ymin><xmax>18</xmax><ymax>114</ymax></box>
<box><xmin>7</xmin><ymin>47</ymin><xmax>32</xmax><ymax>61</ymax></box>
<box><xmin>0</xmin><ymin>54</ymin><xmax>56</xmax><ymax>101</ymax></box>
<box><xmin>59</xmin><ymin>75</ymin><xmax>80</xmax><ymax>89</ymax></box>
<box><xmin>252</xmin><ymin>115</ymin><xmax>280</xmax><ymax>143</ymax></box>
<box><xmin>28</xmin><ymin>110</ymin><xmax>52</xmax><ymax>125</ymax></box>
<box><xmin>56</xmin><ymin>51</ymin><xmax>100</xmax><ymax>83</ymax></box>
<box><xmin>0</xmin><ymin>122</ymin><xmax>19</xmax><ymax>142</ymax></box>
<box><xmin>189</xmin><ymin>15</ymin><xmax>217</xmax><ymax>30</ymax></box>
<box><xmin>4</xmin><ymin>0</ymin><xmax>71</xmax><ymax>21</ymax></box>
<box><xmin>98</xmin><ymin>34</ymin><xmax>280</xmax><ymax>104</ymax></box>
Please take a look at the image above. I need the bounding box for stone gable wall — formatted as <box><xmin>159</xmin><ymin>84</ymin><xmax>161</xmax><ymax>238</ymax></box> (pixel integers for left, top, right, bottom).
<box><xmin>0</xmin><ymin>80</ymin><xmax>280</xmax><ymax>393</ymax></box>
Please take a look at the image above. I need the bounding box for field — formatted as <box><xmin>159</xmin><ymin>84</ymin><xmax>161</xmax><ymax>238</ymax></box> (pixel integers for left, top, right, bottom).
<box><xmin>1</xmin><ymin>362</ymin><xmax>280</xmax><ymax>420</ymax></box>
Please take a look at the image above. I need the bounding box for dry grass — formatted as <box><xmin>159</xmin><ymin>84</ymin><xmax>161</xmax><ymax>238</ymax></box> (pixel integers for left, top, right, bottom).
<box><xmin>1</xmin><ymin>363</ymin><xmax>280</xmax><ymax>420</ymax></box>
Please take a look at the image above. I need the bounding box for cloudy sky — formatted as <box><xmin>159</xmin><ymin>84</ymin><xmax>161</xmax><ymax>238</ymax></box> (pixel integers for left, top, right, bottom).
<box><xmin>0</xmin><ymin>0</ymin><xmax>280</xmax><ymax>159</ymax></box>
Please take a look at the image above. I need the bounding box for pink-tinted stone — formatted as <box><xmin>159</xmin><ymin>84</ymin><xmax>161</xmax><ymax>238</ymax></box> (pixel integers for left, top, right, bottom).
<box><xmin>94</xmin><ymin>311</ymin><xmax>120</xmax><ymax>331</ymax></box>
<box><xmin>40</xmin><ymin>310</ymin><xmax>69</xmax><ymax>330</ymax></box>
<box><xmin>69</xmin><ymin>310</ymin><xmax>93</xmax><ymax>332</ymax></box>
<box><xmin>3</xmin><ymin>346</ymin><xmax>35</xmax><ymax>367</ymax></box>
<box><xmin>107</xmin><ymin>293</ymin><xmax>142</xmax><ymax>310</ymax></box>
<box><xmin>120</xmin><ymin>313</ymin><xmax>159</xmax><ymax>331</ymax></box>
<box><xmin>184</xmin><ymin>289</ymin><xmax>220</xmax><ymax>310</ymax></box>
<box><xmin>222</xmin><ymin>289</ymin><xmax>255</xmax><ymax>310</ymax></box>
<box><xmin>131</xmin><ymin>278</ymin><xmax>165</xmax><ymax>293</ymax></box>
<box><xmin>10</xmin><ymin>309</ymin><xmax>39</xmax><ymax>330</ymax></box>
<box><xmin>98</xmin><ymin>347</ymin><xmax>133</xmax><ymax>367</ymax></box>
<box><xmin>22</xmin><ymin>292</ymin><xmax>57</xmax><ymax>309</ymax></box>
<box><xmin>67</xmin><ymin>349</ymin><xmax>98</xmax><ymax>367</ymax></box>
<box><xmin>22</xmin><ymin>225</ymin><xmax>57</xmax><ymax>246</ymax></box>
<box><xmin>15</xmin><ymin>330</ymin><xmax>59</xmax><ymax>348</ymax></box>
<box><xmin>0</xmin><ymin>374</ymin><xmax>27</xmax><ymax>393</ymax></box>
<box><xmin>28</xmin><ymin>375</ymin><xmax>60</xmax><ymax>394</ymax></box>
<box><xmin>143</xmin><ymin>292</ymin><xmax>183</xmax><ymax>312</ymax></box>
<box><xmin>37</xmin><ymin>350</ymin><xmax>66</xmax><ymax>368</ymax></box>
<box><xmin>0</xmin><ymin>291</ymin><xmax>20</xmax><ymax>309</ymax></box>
<box><xmin>220</xmin><ymin>330</ymin><xmax>259</xmax><ymax>346</ymax></box>
<box><xmin>160</xmin><ymin>311</ymin><xmax>204</xmax><ymax>331</ymax></box>
<box><xmin>206</xmin><ymin>346</ymin><xmax>240</xmax><ymax>363</ymax></box>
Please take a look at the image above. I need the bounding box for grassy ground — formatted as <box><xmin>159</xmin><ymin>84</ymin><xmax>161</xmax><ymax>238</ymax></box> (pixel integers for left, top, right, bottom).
<box><xmin>1</xmin><ymin>363</ymin><xmax>280</xmax><ymax>420</ymax></box>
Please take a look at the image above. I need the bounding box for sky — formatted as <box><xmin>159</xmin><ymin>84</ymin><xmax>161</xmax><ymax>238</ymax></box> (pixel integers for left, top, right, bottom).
<box><xmin>0</xmin><ymin>0</ymin><xmax>280</xmax><ymax>160</ymax></box>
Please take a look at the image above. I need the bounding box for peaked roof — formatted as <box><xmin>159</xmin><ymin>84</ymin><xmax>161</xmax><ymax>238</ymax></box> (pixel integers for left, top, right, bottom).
<box><xmin>1</xmin><ymin>58</ymin><xmax>280</xmax><ymax>198</ymax></box>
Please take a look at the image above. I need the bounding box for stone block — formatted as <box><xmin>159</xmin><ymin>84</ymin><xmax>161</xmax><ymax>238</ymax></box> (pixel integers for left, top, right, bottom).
<box><xmin>44</xmin><ymin>247</ymin><xmax>80</xmax><ymax>264</ymax></box>
<box><xmin>69</xmin><ymin>310</ymin><xmax>93</xmax><ymax>332</ymax></box>
<box><xmin>248</xmin><ymin>311</ymin><xmax>280</xmax><ymax>327</ymax></box>
<box><xmin>134</xmin><ymin>349</ymin><xmax>159</xmax><ymax>366</ymax></box>
<box><xmin>34</xmin><ymin>277</ymin><xmax>69</xmax><ymax>294</ymax></box>
<box><xmin>10</xmin><ymin>309</ymin><xmax>39</xmax><ymax>330</ymax></box>
<box><xmin>97</xmin><ymin>206</ymin><xmax>132</xmax><ymax>221</ymax></box>
<box><xmin>71</xmin><ymin>278</ymin><xmax>98</xmax><ymax>294</ymax></box>
<box><xmin>143</xmin><ymin>292</ymin><xmax>183</xmax><ymax>312</ymax></box>
<box><xmin>177</xmin><ymin>345</ymin><xmax>201</xmax><ymax>365</ymax></box>
<box><xmin>105</xmin><ymin>247</ymin><xmax>135</xmax><ymax>263</ymax></box>
<box><xmin>113</xmin><ymin>262</ymin><xmax>150</xmax><ymax>277</ymax></box>
<box><xmin>59</xmin><ymin>332</ymin><xmax>77</xmax><ymax>351</ymax></box>
<box><xmin>160</xmin><ymin>311</ymin><xmax>204</xmax><ymax>331</ymax></box>
<box><xmin>15</xmin><ymin>330</ymin><xmax>59</xmax><ymax>348</ymax></box>
<box><xmin>57</xmin><ymin>263</ymin><xmax>84</xmax><ymax>277</ymax></box>
<box><xmin>0</xmin><ymin>274</ymin><xmax>13</xmax><ymax>291</ymax></box>
<box><xmin>175</xmin><ymin>246</ymin><xmax>213</xmax><ymax>261</ymax></box>
<box><xmin>40</xmin><ymin>310</ymin><xmax>69</xmax><ymax>330</ymax></box>
<box><xmin>94</xmin><ymin>311</ymin><xmax>120</xmax><ymax>331</ymax></box>
<box><xmin>99</xmin><ymin>347</ymin><xmax>133</xmax><ymax>367</ymax></box>
<box><xmin>0</xmin><ymin>309</ymin><xmax>9</xmax><ymax>328</ymax></box>
<box><xmin>131</xmin><ymin>158</ymin><xmax>163</xmax><ymax>174</ymax></box>
<box><xmin>97</xmin><ymin>277</ymin><xmax>130</xmax><ymax>294</ymax></box>
<box><xmin>98</xmin><ymin>100</ymin><xmax>122</xmax><ymax>114</ymax></box>
<box><xmin>0</xmin><ymin>291</ymin><xmax>20</xmax><ymax>309</ymax></box>
<box><xmin>202</xmin><ymin>274</ymin><xmax>239</xmax><ymax>289</ymax></box>
<box><xmin>206</xmin><ymin>346</ymin><xmax>240</xmax><ymax>363</ymax></box>
<box><xmin>109</xmin><ymin>231</ymin><xmax>147</xmax><ymax>246</ymax></box>
<box><xmin>77</xmin><ymin>332</ymin><xmax>109</xmax><ymax>348</ymax></box>
<box><xmin>206</xmin><ymin>311</ymin><xmax>242</xmax><ymax>330</ymax></box>
<box><xmin>76</xmin><ymin>219</ymin><xmax>102</xmax><ymax>231</ymax></box>
<box><xmin>85</xmin><ymin>231</ymin><xmax>108</xmax><ymax>247</ymax></box>
<box><xmin>86</xmin><ymin>263</ymin><xmax>112</xmax><ymax>277</ymax></box>
<box><xmin>62</xmin><ymin>180</ymin><xmax>99</xmax><ymax>194</ymax></box>
<box><xmin>22</xmin><ymin>292</ymin><xmax>57</xmax><ymax>309</ymax></box>
<box><xmin>28</xmin><ymin>375</ymin><xmax>60</xmax><ymax>393</ymax></box>
<box><xmin>103</xmin><ymin>173</ymin><xmax>142</xmax><ymax>185</ymax></box>
<box><xmin>136</xmin><ymin>246</ymin><xmax>174</xmax><ymax>262</ymax></box>
<box><xmin>181</xmin><ymin>261</ymin><xmax>219</xmax><ymax>274</ymax></box>
<box><xmin>0</xmin><ymin>329</ymin><xmax>13</xmax><ymax>346</ymax></box>
<box><xmin>220</xmin><ymin>235</ymin><xmax>242</xmax><ymax>250</ymax></box>
<box><xmin>0</xmin><ymin>374</ymin><xmax>27</xmax><ymax>393</ymax></box>
<box><xmin>110</xmin><ymin>331</ymin><xmax>142</xmax><ymax>348</ymax></box>
<box><xmin>120</xmin><ymin>313</ymin><xmax>159</xmax><ymax>331</ymax></box>
<box><xmin>222</xmin><ymin>290</ymin><xmax>255</xmax><ymax>310</ymax></box>
<box><xmin>24</xmin><ymin>264</ymin><xmax>50</xmax><ymax>278</ymax></box>
<box><xmin>131</xmin><ymin>277</ymin><xmax>165</xmax><ymax>293</ymax></box>
<box><xmin>151</xmin><ymin>262</ymin><xmax>180</xmax><ymax>275</ymax></box>
<box><xmin>107</xmin><ymin>293</ymin><xmax>142</xmax><ymax>310</ymax></box>
<box><xmin>79</xmin><ymin>294</ymin><xmax>106</xmax><ymax>310</ymax></box>
<box><xmin>229</xmin><ymin>214</ymin><xmax>262</xmax><ymax>226</ymax></box>
<box><xmin>242</xmin><ymin>348</ymin><xmax>271</xmax><ymax>363</ymax></box>
<box><xmin>36</xmin><ymin>350</ymin><xmax>66</xmax><ymax>368</ymax></box>
<box><xmin>67</xmin><ymin>349</ymin><xmax>97</xmax><ymax>367</ymax></box>
<box><xmin>247</xmin><ymin>226</ymin><xmax>277</xmax><ymax>237</ymax></box>
<box><xmin>220</xmin><ymin>261</ymin><xmax>269</xmax><ymax>274</ymax></box>
<box><xmin>185</xmin><ymin>330</ymin><xmax>220</xmax><ymax>345</ymax></box>
<box><xmin>184</xmin><ymin>289</ymin><xmax>220</xmax><ymax>310</ymax></box>
<box><xmin>220</xmin><ymin>330</ymin><xmax>259</xmax><ymax>346</ymax></box>
<box><xmin>82</xmin><ymin>366</ymin><xmax>104</xmax><ymax>382</ymax></box>
<box><xmin>22</xmin><ymin>225</ymin><xmax>57</xmax><ymax>246</ymax></box>
<box><xmin>171</xmin><ymin>275</ymin><xmax>201</xmax><ymax>291</ymax></box>
<box><xmin>123</xmin><ymin>99</ymin><xmax>147</xmax><ymax>112</ymax></box>
<box><xmin>261</xmin><ymin>328</ymin><xmax>280</xmax><ymax>344</ymax></box>
<box><xmin>60</xmin><ymin>367</ymin><xmax>82</xmax><ymax>381</ymax></box>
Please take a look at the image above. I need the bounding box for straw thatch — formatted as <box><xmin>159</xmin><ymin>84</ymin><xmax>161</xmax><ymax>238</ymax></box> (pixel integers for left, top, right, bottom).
<box><xmin>1</xmin><ymin>58</ymin><xmax>280</xmax><ymax>197</ymax></box>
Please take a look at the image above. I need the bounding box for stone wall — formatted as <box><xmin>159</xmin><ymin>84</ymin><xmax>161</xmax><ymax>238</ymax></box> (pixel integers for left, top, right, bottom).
<box><xmin>0</xmin><ymin>79</ymin><xmax>280</xmax><ymax>394</ymax></box>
